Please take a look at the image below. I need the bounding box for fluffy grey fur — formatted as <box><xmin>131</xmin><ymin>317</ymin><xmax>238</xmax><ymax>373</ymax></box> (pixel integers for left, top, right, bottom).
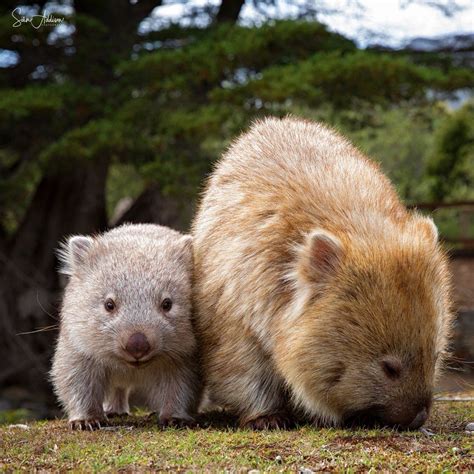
<box><xmin>51</xmin><ymin>224</ymin><xmax>199</xmax><ymax>430</ymax></box>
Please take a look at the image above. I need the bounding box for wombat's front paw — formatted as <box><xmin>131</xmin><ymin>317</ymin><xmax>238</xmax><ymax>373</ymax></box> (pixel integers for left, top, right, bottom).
<box><xmin>243</xmin><ymin>412</ymin><xmax>291</xmax><ymax>430</ymax></box>
<box><xmin>69</xmin><ymin>418</ymin><xmax>106</xmax><ymax>431</ymax></box>
<box><xmin>158</xmin><ymin>415</ymin><xmax>196</xmax><ymax>428</ymax></box>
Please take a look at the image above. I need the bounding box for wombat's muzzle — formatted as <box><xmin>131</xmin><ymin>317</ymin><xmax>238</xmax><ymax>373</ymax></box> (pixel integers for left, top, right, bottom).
<box><xmin>406</xmin><ymin>407</ymin><xmax>428</xmax><ymax>429</ymax></box>
<box><xmin>344</xmin><ymin>400</ymin><xmax>431</xmax><ymax>430</ymax></box>
<box><xmin>125</xmin><ymin>332</ymin><xmax>151</xmax><ymax>361</ymax></box>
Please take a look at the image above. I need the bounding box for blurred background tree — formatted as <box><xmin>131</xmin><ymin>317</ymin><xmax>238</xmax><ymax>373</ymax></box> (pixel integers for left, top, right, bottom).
<box><xmin>0</xmin><ymin>0</ymin><xmax>472</xmax><ymax>415</ymax></box>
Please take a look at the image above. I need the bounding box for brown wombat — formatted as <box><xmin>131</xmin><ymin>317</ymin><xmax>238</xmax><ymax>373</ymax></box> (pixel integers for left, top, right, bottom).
<box><xmin>192</xmin><ymin>117</ymin><xmax>453</xmax><ymax>430</ymax></box>
<box><xmin>51</xmin><ymin>224</ymin><xmax>199</xmax><ymax>430</ymax></box>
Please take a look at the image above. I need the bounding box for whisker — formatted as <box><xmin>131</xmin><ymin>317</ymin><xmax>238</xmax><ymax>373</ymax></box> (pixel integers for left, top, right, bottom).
<box><xmin>443</xmin><ymin>366</ymin><xmax>469</xmax><ymax>372</ymax></box>
<box><xmin>36</xmin><ymin>291</ymin><xmax>59</xmax><ymax>321</ymax></box>
<box><xmin>17</xmin><ymin>325</ymin><xmax>59</xmax><ymax>336</ymax></box>
<box><xmin>447</xmin><ymin>355</ymin><xmax>474</xmax><ymax>364</ymax></box>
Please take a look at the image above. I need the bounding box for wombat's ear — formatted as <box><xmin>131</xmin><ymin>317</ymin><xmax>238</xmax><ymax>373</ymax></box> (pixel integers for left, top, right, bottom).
<box><xmin>179</xmin><ymin>234</ymin><xmax>193</xmax><ymax>251</ymax></box>
<box><xmin>57</xmin><ymin>235</ymin><xmax>94</xmax><ymax>276</ymax></box>
<box><xmin>177</xmin><ymin>235</ymin><xmax>193</xmax><ymax>268</ymax></box>
<box><xmin>297</xmin><ymin>230</ymin><xmax>343</xmax><ymax>287</ymax></box>
<box><xmin>416</xmin><ymin>216</ymin><xmax>438</xmax><ymax>245</ymax></box>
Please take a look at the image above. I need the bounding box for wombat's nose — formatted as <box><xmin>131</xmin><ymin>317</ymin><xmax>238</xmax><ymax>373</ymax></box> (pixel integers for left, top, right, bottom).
<box><xmin>408</xmin><ymin>407</ymin><xmax>428</xmax><ymax>429</ymax></box>
<box><xmin>125</xmin><ymin>332</ymin><xmax>150</xmax><ymax>360</ymax></box>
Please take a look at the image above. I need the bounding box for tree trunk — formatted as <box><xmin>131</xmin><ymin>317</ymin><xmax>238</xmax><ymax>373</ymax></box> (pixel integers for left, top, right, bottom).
<box><xmin>215</xmin><ymin>0</ymin><xmax>246</xmax><ymax>23</ymax></box>
<box><xmin>0</xmin><ymin>159</ymin><xmax>108</xmax><ymax>407</ymax></box>
<box><xmin>112</xmin><ymin>185</ymin><xmax>193</xmax><ymax>232</ymax></box>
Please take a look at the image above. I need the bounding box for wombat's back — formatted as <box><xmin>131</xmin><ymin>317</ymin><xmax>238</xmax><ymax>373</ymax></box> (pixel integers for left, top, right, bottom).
<box><xmin>203</xmin><ymin>117</ymin><xmax>404</xmax><ymax>228</ymax></box>
<box><xmin>193</xmin><ymin>117</ymin><xmax>406</xmax><ymax>341</ymax></box>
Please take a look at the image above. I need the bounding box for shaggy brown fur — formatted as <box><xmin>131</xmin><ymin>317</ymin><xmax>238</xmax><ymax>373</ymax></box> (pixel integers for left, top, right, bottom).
<box><xmin>192</xmin><ymin>117</ymin><xmax>453</xmax><ymax>429</ymax></box>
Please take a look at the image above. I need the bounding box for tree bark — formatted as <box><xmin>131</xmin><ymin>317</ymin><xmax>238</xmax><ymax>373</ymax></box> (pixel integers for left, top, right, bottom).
<box><xmin>215</xmin><ymin>0</ymin><xmax>246</xmax><ymax>23</ymax></box>
<box><xmin>0</xmin><ymin>159</ymin><xmax>108</xmax><ymax>402</ymax></box>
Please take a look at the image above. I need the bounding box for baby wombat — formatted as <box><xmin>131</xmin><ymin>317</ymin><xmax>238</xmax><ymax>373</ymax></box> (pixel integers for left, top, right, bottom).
<box><xmin>192</xmin><ymin>117</ymin><xmax>453</xmax><ymax>430</ymax></box>
<box><xmin>51</xmin><ymin>224</ymin><xmax>198</xmax><ymax>430</ymax></box>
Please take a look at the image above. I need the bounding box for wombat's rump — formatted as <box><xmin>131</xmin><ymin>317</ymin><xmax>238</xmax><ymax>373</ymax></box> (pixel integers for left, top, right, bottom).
<box><xmin>51</xmin><ymin>224</ymin><xmax>199</xmax><ymax>429</ymax></box>
<box><xmin>192</xmin><ymin>117</ymin><xmax>453</xmax><ymax>429</ymax></box>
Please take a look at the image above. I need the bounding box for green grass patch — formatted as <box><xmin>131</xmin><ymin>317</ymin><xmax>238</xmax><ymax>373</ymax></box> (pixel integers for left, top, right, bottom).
<box><xmin>0</xmin><ymin>409</ymin><xmax>33</xmax><ymax>425</ymax></box>
<box><xmin>0</xmin><ymin>399</ymin><xmax>472</xmax><ymax>472</ymax></box>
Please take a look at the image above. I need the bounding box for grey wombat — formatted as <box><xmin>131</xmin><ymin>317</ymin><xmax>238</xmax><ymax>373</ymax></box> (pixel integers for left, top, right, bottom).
<box><xmin>51</xmin><ymin>224</ymin><xmax>199</xmax><ymax>430</ymax></box>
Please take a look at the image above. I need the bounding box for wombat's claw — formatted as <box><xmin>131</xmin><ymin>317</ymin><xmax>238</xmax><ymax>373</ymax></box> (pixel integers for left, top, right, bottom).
<box><xmin>158</xmin><ymin>416</ymin><xmax>195</xmax><ymax>428</ymax></box>
<box><xmin>69</xmin><ymin>419</ymin><xmax>105</xmax><ymax>431</ymax></box>
<box><xmin>420</xmin><ymin>427</ymin><xmax>435</xmax><ymax>437</ymax></box>
<box><xmin>243</xmin><ymin>413</ymin><xmax>291</xmax><ymax>430</ymax></box>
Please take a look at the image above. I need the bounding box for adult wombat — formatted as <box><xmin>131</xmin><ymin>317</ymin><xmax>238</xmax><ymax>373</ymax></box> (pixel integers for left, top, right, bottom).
<box><xmin>192</xmin><ymin>117</ymin><xmax>453</xmax><ymax>430</ymax></box>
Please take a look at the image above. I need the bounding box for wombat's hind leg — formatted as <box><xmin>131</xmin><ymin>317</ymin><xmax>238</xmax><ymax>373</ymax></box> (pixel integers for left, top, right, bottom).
<box><xmin>103</xmin><ymin>387</ymin><xmax>130</xmax><ymax>417</ymax></box>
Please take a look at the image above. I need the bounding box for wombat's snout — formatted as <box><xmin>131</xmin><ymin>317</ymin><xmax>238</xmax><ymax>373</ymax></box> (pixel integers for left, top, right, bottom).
<box><xmin>407</xmin><ymin>407</ymin><xmax>428</xmax><ymax>429</ymax></box>
<box><xmin>125</xmin><ymin>332</ymin><xmax>151</xmax><ymax>360</ymax></box>
<box><xmin>345</xmin><ymin>400</ymin><xmax>430</xmax><ymax>430</ymax></box>
<box><xmin>383</xmin><ymin>403</ymin><xmax>430</xmax><ymax>430</ymax></box>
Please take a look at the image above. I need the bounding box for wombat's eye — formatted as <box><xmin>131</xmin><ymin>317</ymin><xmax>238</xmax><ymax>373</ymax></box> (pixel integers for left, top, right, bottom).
<box><xmin>381</xmin><ymin>358</ymin><xmax>402</xmax><ymax>380</ymax></box>
<box><xmin>161</xmin><ymin>298</ymin><xmax>173</xmax><ymax>312</ymax></box>
<box><xmin>104</xmin><ymin>298</ymin><xmax>116</xmax><ymax>312</ymax></box>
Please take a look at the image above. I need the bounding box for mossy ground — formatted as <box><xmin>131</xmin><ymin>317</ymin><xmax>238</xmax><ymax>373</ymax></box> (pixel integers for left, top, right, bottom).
<box><xmin>0</xmin><ymin>399</ymin><xmax>472</xmax><ymax>472</ymax></box>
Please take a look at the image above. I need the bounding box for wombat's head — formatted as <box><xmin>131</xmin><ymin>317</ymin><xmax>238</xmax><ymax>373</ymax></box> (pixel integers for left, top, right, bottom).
<box><xmin>58</xmin><ymin>224</ymin><xmax>195</xmax><ymax>368</ymax></box>
<box><xmin>279</xmin><ymin>216</ymin><xmax>453</xmax><ymax>429</ymax></box>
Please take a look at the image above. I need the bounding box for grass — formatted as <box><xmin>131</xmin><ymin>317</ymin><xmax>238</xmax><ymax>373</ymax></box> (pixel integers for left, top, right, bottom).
<box><xmin>0</xmin><ymin>399</ymin><xmax>472</xmax><ymax>472</ymax></box>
